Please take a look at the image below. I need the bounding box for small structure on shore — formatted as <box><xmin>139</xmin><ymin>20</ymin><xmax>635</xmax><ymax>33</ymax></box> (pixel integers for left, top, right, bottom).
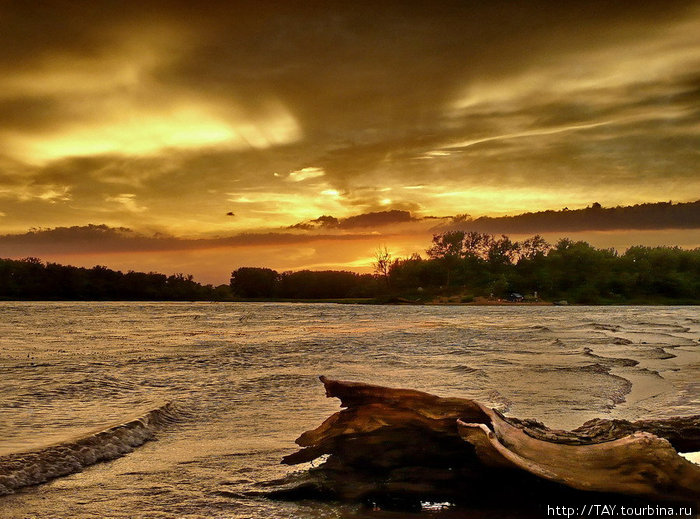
<box><xmin>262</xmin><ymin>377</ymin><xmax>700</xmax><ymax>512</ymax></box>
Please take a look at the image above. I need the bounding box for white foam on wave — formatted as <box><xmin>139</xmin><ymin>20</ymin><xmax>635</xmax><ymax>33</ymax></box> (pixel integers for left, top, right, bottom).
<box><xmin>0</xmin><ymin>402</ymin><xmax>179</xmax><ymax>495</ymax></box>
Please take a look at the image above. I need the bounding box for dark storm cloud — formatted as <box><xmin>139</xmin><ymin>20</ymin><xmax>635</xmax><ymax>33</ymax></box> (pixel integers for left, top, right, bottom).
<box><xmin>290</xmin><ymin>210</ymin><xmax>418</xmax><ymax>230</ymax></box>
<box><xmin>0</xmin><ymin>224</ymin><xmax>393</xmax><ymax>256</ymax></box>
<box><xmin>434</xmin><ymin>200</ymin><xmax>700</xmax><ymax>234</ymax></box>
<box><xmin>4</xmin><ymin>199</ymin><xmax>698</xmax><ymax>260</ymax></box>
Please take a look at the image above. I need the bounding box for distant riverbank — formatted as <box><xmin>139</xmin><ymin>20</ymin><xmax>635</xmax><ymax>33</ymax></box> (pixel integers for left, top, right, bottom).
<box><xmin>3</xmin><ymin>234</ymin><xmax>699</xmax><ymax>305</ymax></box>
<box><xmin>1</xmin><ymin>296</ymin><xmax>696</xmax><ymax>305</ymax></box>
<box><xmin>221</xmin><ymin>295</ymin><xmax>695</xmax><ymax>306</ymax></box>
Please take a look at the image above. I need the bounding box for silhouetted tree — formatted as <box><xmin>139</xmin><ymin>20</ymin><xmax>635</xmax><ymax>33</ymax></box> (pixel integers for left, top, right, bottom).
<box><xmin>518</xmin><ymin>235</ymin><xmax>551</xmax><ymax>261</ymax></box>
<box><xmin>373</xmin><ymin>246</ymin><xmax>392</xmax><ymax>286</ymax></box>
<box><xmin>427</xmin><ymin>231</ymin><xmax>466</xmax><ymax>286</ymax></box>
<box><xmin>230</xmin><ymin>267</ymin><xmax>279</xmax><ymax>298</ymax></box>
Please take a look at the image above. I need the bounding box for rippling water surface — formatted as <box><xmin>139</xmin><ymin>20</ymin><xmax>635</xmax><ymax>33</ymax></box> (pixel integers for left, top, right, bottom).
<box><xmin>1</xmin><ymin>302</ymin><xmax>698</xmax><ymax>518</ymax></box>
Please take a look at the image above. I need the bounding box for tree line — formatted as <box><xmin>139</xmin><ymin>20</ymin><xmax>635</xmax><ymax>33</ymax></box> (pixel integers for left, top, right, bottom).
<box><xmin>0</xmin><ymin>257</ymin><xmax>231</xmax><ymax>300</ymax></box>
<box><xmin>1</xmin><ymin>231</ymin><xmax>698</xmax><ymax>303</ymax></box>
<box><xmin>229</xmin><ymin>232</ymin><xmax>699</xmax><ymax>304</ymax></box>
<box><xmin>386</xmin><ymin>231</ymin><xmax>700</xmax><ymax>304</ymax></box>
<box><xmin>229</xmin><ymin>268</ymin><xmax>378</xmax><ymax>299</ymax></box>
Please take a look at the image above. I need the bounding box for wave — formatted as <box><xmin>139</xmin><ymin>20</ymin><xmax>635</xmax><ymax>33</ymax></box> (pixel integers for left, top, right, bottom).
<box><xmin>582</xmin><ymin>347</ymin><xmax>639</xmax><ymax>367</ymax></box>
<box><xmin>448</xmin><ymin>365</ymin><xmax>487</xmax><ymax>376</ymax></box>
<box><xmin>634</xmin><ymin>321</ymin><xmax>691</xmax><ymax>332</ymax></box>
<box><xmin>592</xmin><ymin>323</ymin><xmax>623</xmax><ymax>332</ymax></box>
<box><xmin>0</xmin><ymin>402</ymin><xmax>180</xmax><ymax>496</ymax></box>
<box><xmin>529</xmin><ymin>325</ymin><xmax>552</xmax><ymax>332</ymax></box>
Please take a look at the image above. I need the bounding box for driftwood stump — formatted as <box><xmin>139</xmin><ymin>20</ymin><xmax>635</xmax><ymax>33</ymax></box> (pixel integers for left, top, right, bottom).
<box><xmin>263</xmin><ymin>376</ymin><xmax>700</xmax><ymax>511</ymax></box>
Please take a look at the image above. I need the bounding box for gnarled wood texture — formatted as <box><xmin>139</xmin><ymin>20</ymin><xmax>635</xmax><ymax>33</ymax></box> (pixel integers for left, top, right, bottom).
<box><xmin>458</xmin><ymin>404</ymin><xmax>700</xmax><ymax>501</ymax></box>
<box><xmin>272</xmin><ymin>376</ymin><xmax>700</xmax><ymax>508</ymax></box>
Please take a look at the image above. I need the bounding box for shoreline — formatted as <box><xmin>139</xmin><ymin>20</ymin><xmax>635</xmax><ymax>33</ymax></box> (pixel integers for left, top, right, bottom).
<box><xmin>0</xmin><ymin>298</ymin><xmax>697</xmax><ymax>305</ymax></box>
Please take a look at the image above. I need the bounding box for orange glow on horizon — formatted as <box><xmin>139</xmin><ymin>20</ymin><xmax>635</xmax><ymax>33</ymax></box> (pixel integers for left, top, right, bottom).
<box><xmin>15</xmin><ymin>229</ymin><xmax>700</xmax><ymax>286</ymax></box>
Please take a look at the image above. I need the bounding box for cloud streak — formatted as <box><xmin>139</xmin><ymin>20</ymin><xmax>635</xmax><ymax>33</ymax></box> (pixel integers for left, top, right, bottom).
<box><xmin>3</xmin><ymin>200</ymin><xmax>697</xmax><ymax>259</ymax></box>
<box><xmin>0</xmin><ymin>223</ymin><xmax>408</xmax><ymax>257</ymax></box>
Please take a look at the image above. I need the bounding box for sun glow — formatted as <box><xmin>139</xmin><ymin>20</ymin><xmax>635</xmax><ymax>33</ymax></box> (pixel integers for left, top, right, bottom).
<box><xmin>0</xmin><ymin>27</ymin><xmax>301</xmax><ymax>164</ymax></box>
<box><xmin>7</xmin><ymin>104</ymin><xmax>300</xmax><ymax>164</ymax></box>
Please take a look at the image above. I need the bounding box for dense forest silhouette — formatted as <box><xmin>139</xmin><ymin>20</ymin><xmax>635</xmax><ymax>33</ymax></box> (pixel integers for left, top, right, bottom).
<box><xmin>0</xmin><ymin>258</ymin><xmax>230</xmax><ymax>301</ymax></box>
<box><xmin>1</xmin><ymin>231</ymin><xmax>698</xmax><ymax>303</ymax></box>
<box><xmin>229</xmin><ymin>233</ymin><xmax>699</xmax><ymax>304</ymax></box>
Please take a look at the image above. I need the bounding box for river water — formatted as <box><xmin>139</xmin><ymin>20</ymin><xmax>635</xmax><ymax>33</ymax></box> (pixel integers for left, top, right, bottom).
<box><xmin>0</xmin><ymin>302</ymin><xmax>698</xmax><ymax>518</ymax></box>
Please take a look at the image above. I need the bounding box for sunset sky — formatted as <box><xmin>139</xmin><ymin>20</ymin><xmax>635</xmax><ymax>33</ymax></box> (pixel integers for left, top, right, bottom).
<box><xmin>1</xmin><ymin>1</ymin><xmax>699</xmax><ymax>283</ymax></box>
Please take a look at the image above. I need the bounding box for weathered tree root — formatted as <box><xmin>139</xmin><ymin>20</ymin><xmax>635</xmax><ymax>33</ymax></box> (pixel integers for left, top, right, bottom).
<box><xmin>266</xmin><ymin>376</ymin><xmax>700</xmax><ymax>509</ymax></box>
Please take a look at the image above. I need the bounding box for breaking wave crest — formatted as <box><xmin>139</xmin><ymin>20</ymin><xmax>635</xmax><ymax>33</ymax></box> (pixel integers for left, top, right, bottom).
<box><xmin>0</xmin><ymin>402</ymin><xmax>180</xmax><ymax>495</ymax></box>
